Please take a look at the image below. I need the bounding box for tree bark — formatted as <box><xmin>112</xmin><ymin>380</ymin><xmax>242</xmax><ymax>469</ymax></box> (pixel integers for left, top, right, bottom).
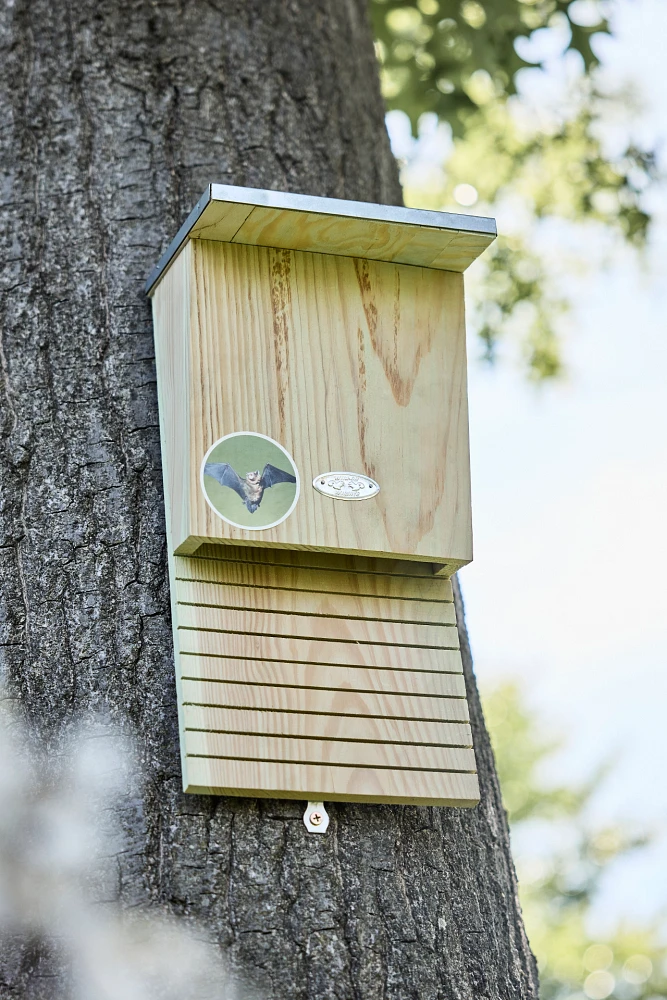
<box><xmin>0</xmin><ymin>1</ymin><xmax>538</xmax><ymax>997</ymax></box>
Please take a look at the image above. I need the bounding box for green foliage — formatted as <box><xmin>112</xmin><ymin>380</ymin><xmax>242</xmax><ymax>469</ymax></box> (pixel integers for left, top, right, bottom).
<box><xmin>399</xmin><ymin>94</ymin><xmax>656</xmax><ymax>376</ymax></box>
<box><xmin>437</xmin><ymin>100</ymin><xmax>654</xmax><ymax>245</ymax></box>
<box><xmin>484</xmin><ymin>683</ymin><xmax>667</xmax><ymax>999</ymax></box>
<box><xmin>371</xmin><ymin>0</ymin><xmax>659</xmax><ymax>378</ymax></box>
<box><xmin>371</xmin><ymin>0</ymin><xmax>608</xmax><ymax>134</ymax></box>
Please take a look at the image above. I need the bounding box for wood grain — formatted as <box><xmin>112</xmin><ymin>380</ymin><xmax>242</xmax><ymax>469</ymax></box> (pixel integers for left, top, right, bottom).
<box><xmin>149</xmin><ymin>242</ymin><xmax>480</xmax><ymax>809</ymax></box>
<box><xmin>228</xmin><ymin>204</ymin><xmax>459</xmax><ymax>266</ymax></box>
<box><xmin>188</xmin><ymin>241</ymin><xmax>472</xmax><ymax>562</ymax></box>
<box><xmin>179</xmin><ymin>656</ymin><xmax>466</xmax><ymax>695</ymax></box>
<box><xmin>151</xmin><ymin>238</ymin><xmax>473</xmax><ymax>565</ymax></box>
<box><xmin>183</xmin><ymin>704</ymin><xmax>473</xmax><ymax>747</ymax></box>
<box><xmin>174</xmin><ymin>555</ymin><xmax>452</xmax><ymax>602</ymax></box>
<box><xmin>178</xmin><ymin>629</ymin><xmax>459</xmax><ymax>669</ymax></box>
<box><xmin>176</xmin><ymin>578</ymin><xmax>455</xmax><ymax>625</ymax></box>
<box><xmin>197</xmin><ymin>200</ymin><xmax>495</xmax><ymax>273</ymax></box>
<box><xmin>180</xmin><ymin>678</ymin><xmax>469</xmax><ymax>722</ymax></box>
<box><xmin>184</xmin><ymin>755</ymin><xmax>480</xmax><ymax>805</ymax></box>
<box><xmin>151</xmin><ymin>244</ymin><xmax>193</xmax><ymax>553</ymax></box>
<box><xmin>150</xmin><ymin>188</ymin><xmax>496</xmax><ymax>293</ymax></box>
<box><xmin>177</xmin><ymin>602</ymin><xmax>457</xmax><ymax>648</ymax></box>
<box><xmin>185</xmin><ymin>545</ymin><xmax>453</xmax><ymax>580</ymax></box>
<box><xmin>165</xmin><ymin>545</ymin><xmax>479</xmax><ymax>804</ymax></box>
<box><xmin>189</xmin><ymin>200</ymin><xmax>254</xmax><ymax>242</ymax></box>
<box><xmin>184</xmin><ymin>731</ymin><xmax>476</xmax><ymax>772</ymax></box>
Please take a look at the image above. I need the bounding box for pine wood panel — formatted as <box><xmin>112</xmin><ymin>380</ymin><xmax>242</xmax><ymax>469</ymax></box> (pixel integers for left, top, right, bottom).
<box><xmin>189</xmin><ymin>200</ymin><xmax>254</xmax><ymax>242</ymax></box>
<box><xmin>184</xmin><ymin>731</ymin><xmax>476</xmax><ymax>773</ymax></box>
<box><xmin>183</xmin><ymin>704</ymin><xmax>473</xmax><ymax>747</ymax></box>
<box><xmin>174</xmin><ymin>556</ymin><xmax>452</xmax><ymax>602</ymax></box>
<box><xmin>228</xmin><ymin>204</ymin><xmax>463</xmax><ymax>267</ymax></box>
<box><xmin>184</xmin><ymin>755</ymin><xmax>480</xmax><ymax>805</ymax></box>
<box><xmin>179</xmin><ymin>656</ymin><xmax>466</xmax><ymax>696</ymax></box>
<box><xmin>178</xmin><ymin>629</ymin><xmax>459</xmax><ymax>669</ymax></box>
<box><xmin>152</xmin><ymin>239</ymin><xmax>472</xmax><ymax>566</ymax></box>
<box><xmin>186</xmin><ymin>545</ymin><xmax>452</xmax><ymax>580</ymax></box>
<box><xmin>166</xmin><ymin>536</ymin><xmax>478</xmax><ymax>804</ymax></box>
<box><xmin>176</xmin><ymin>578</ymin><xmax>455</xmax><ymax>625</ymax></box>
<box><xmin>180</xmin><ymin>678</ymin><xmax>469</xmax><ymax>723</ymax></box>
<box><xmin>196</xmin><ymin>198</ymin><xmax>496</xmax><ymax>273</ymax></box>
<box><xmin>177</xmin><ymin>602</ymin><xmax>457</xmax><ymax>649</ymax></box>
<box><xmin>186</xmin><ymin>241</ymin><xmax>471</xmax><ymax>563</ymax></box>
<box><xmin>151</xmin><ymin>245</ymin><xmax>193</xmax><ymax>553</ymax></box>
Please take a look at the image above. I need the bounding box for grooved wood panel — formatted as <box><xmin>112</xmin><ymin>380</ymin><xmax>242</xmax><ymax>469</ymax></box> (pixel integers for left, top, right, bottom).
<box><xmin>178</xmin><ymin>630</ymin><xmax>458</xmax><ymax>670</ymax></box>
<box><xmin>179</xmin><ymin>657</ymin><xmax>465</xmax><ymax>696</ymax></box>
<box><xmin>183</xmin><ymin>705</ymin><xmax>473</xmax><ymax>747</ymax></box>
<box><xmin>178</xmin><ymin>603</ymin><xmax>456</xmax><ymax>648</ymax></box>
<box><xmin>189</xmin><ymin>546</ymin><xmax>454</xmax><ymax>580</ymax></box>
<box><xmin>180</xmin><ymin>678</ymin><xmax>470</xmax><ymax>722</ymax></box>
<box><xmin>175</xmin><ymin>554</ymin><xmax>453</xmax><ymax>602</ymax></box>
<box><xmin>177</xmin><ymin>578</ymin><xmax>456</xmax><ymax>625</ymax></box>
<box><xmin>168</xmin><ymin>549</ymin><xmax>479</xmax><ymax>806</ymax></box>
<box><xmin>185</xmin><ymin>756</ymin><xmax>481</xmax><ymax>806</ymax></box>
<box><xmin>184</xmin><ymin>732</ymin><xmax>476</xmax><ymax>772</ymax></box>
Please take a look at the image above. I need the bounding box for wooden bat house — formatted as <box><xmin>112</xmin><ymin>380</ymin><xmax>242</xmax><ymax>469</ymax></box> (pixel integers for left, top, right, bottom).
<box><xmin>147</xmin><ymin>184</ymin><xmax>496</xmax><ymax>807</ymax></box>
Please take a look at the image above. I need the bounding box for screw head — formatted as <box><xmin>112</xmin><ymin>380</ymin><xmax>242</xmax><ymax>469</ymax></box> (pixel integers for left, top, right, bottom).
<box><xmin>303</xmin><ymin>800</ymin><xmax>329</xmax><ymax>833</ymax></box>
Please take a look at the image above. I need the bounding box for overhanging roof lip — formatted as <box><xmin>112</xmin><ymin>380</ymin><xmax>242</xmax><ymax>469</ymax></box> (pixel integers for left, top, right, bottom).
<box><xmin>145</xmin><ymin>183</ymin><xmax>497</xmax><ymax>295</ymax></box>
<box><xmin>208</xmin><ymin>183</ymin><xmax>497</xmax><ymax>234</ymax></box>
<box><xmin>145</xmin><ymin>185</ymin><xmax>213</xmax><ymax>295</ymax></box>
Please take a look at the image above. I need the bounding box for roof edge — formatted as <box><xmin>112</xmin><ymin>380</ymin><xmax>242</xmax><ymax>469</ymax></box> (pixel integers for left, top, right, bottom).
<box><xmin>145</xmin><ymin>186</ymin><xmax>212</xmax><ymax>295</ymax></box>
<box><xmin>145</xmin><ymin>184</ymin><xmax>497</xmax><ymax>295</ymax></box>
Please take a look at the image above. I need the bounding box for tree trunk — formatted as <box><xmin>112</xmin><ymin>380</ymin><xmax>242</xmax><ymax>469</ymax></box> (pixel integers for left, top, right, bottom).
<box><xmin>0</xmin><ymin>1</ymin><xmax>538</xmax><ymax>997</ymax></box>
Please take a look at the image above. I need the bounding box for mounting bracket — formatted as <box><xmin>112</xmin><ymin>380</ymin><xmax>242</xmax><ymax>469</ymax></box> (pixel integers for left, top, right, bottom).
<box><xmin>303</xmin><ymin>801</ymin><xmax>330</xmax><ymax>833</ymax></box>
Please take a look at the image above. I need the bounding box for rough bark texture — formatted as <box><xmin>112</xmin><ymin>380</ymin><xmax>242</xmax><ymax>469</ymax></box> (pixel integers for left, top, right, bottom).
<box><xmin>0</xmin><ymin>1</ymin><xmax>538</xmax><ymax>997</ymax></box>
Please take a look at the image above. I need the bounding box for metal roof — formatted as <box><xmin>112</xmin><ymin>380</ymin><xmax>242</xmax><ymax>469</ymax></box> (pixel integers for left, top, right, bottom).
<box><xmin>146</xmin><ymin>183</ymin><xmax>496</xmax><ymax>294</ymax></box>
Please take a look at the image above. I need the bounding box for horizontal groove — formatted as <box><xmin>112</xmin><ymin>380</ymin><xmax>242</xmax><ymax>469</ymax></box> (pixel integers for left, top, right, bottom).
<box><xmin>178</xmin><ymin>650</ymin><xmax>460</xmax><ymax>673</ymax></box>
<box><xmin>179</xmin><ymin>657</ymin><xmax>462</xmax><ymax>677</ymax></box>
<box><xmin>181</xmin><ymin>554</ymin><xmax>441</xmax><ymax>582</ymax></box>
<box><xmin>174</xmin><ymin>575</ymin><xmax>451</xmax><ymax>604</ymax></box>
<box><xmin>182</xmin><ymin>699</ymin><xmax>464</xmax><ymax>722</ymax></box>
<box><xmin>185</xmin><ymin>752</ymin><xmax>475</xmax><ymax>775</ymax></box>
<box><xmin>179</xmin><ymin>673</ymin><xmax>465</xmax><ymax>698</ymax></box>
<box><xmin>177</xmin><ymin>624</ymin><xmax>458</xmax><ymax>651</ymax></box>
<box><xmin>175</xmin><ymin>597</ymin><xmax>451</xmax><ymax>625</ymax></box>
<box><xmin>184</xmin><ymin>724</ymin><xmax>472</xmax><ymax>749</ymax></box>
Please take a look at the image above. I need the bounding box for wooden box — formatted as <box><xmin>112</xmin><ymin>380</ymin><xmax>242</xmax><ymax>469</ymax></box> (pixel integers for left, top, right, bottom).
<box><xmin>148</xmin><ymin>185</ymin><xmax>495</xmax><ymax>806</ymax></box>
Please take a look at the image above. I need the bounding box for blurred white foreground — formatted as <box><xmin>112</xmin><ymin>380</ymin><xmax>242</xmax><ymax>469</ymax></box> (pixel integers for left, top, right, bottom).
<box><xmin>0</xmin><ymin>702</ymin><xmax>245</xmax><ymax>1000</ymax></box>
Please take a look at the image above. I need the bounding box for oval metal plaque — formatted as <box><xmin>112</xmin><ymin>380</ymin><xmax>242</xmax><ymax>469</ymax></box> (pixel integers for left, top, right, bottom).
<box><xmin>313</xmin><ymin>472</ymin><xmax>380</xmax><ymax>501</ymax></box>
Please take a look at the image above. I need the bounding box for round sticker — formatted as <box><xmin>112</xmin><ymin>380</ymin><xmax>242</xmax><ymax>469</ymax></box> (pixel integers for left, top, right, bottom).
<box><xmin>201</xmin><ymin>432</ymin><xmax>299</xmax><ymax>531</ymax></box>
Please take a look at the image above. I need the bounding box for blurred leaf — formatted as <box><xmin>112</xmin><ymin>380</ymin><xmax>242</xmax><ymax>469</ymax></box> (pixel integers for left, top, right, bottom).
<box><xmin>371</xmin><ymin>0</ymin><xmax>609</xmax><ymax>135</ymax></box>
<box><xmin>398</xmin><ymin>94</ymin><xmax>657</xmax><ymax>376</ymax></box>
<box><xmin>372</xmin><ymin>0</ymin><xmax>659</xmax><ymax>379</ymax></box>
<box><xmin>438</xmin><ymin>98</ymin><xmax>655</xmax><ymax>241</ymax></box>
<box><xmin>483</xmin><ymin>682</ymin><xmax>667</xmax><ymax>1000</ymax></box>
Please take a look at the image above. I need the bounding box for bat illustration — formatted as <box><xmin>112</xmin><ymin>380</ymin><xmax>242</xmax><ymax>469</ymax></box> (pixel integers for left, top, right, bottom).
<box><xmin>204</xmin><ymin>462</ymin><xmax>296</xmax><ymax>514</ymax></box>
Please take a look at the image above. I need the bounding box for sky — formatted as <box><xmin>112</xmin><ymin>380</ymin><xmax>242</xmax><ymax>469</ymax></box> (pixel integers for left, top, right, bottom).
<box><xmin>388</xmin><ymin>0</ymin><xmax>667</xmax><ymax>928</ymax></box>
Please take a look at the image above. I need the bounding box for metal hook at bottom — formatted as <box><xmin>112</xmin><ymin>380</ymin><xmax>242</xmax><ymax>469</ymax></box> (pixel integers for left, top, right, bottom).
<box><xmin>304</xmin><ymin>801</ymin><xmax>330</xmax><ymax>833</ymax></box>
